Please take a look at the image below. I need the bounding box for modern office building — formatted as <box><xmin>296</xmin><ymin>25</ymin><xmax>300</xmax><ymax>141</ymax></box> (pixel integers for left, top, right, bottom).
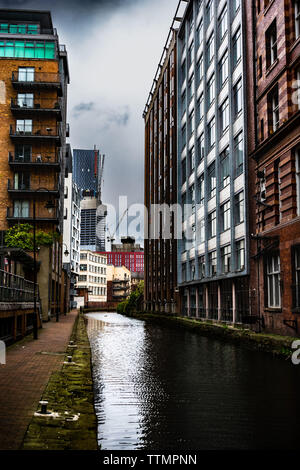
<box><xmin>0</xmin><ymin>9</ymin><xmax>69</xmax><ymax>320</ymax></box>
<box><xmin>72</xmin><ymin>147</ymin><xmax>101</xmax><ymax>197</ymax></box>
<box><xmin>63</xmin><ymin>145</ymin><xmax>81</xmax><ymax>309</ymax></box>
<box><xmin>80</xmin><ymin>195</ymin><xmax>107</xmax><ymax>251</ymax></box>
<box><xmin>245</xmin><ymin>0</ymin><xmax>300</xmax><ymax>335</ymax></box>
<box><xmin>144</xmin><ymin>28</ymin><xmax>179</xmax><ymax>314</ymax></box>
<box><xmin>99</xmin><ymin>236</ymin><xmax>144</xmax><ymax>273</ymax></box>
<box><xmin>77</xmin><ymin>250</ymin><xmax>107</xmax><ymax>303</ymax></box>
<box><xmin>177</xmin><ymin>0</ymin><xmax>249</xmax><ymax>322</ymax></box>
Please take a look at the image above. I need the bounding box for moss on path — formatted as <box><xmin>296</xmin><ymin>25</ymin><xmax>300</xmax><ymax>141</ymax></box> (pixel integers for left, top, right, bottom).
<box><xmin>22</xmin><ymin>312</ymin><xmax>98</xmax><ymax>450</ymax></box>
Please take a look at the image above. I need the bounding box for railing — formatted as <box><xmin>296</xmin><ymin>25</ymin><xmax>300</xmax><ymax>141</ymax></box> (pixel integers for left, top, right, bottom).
<box><xmin>197</xmin><ymin>307</ymin><xmax>207</xmax><ymax>319</ymax></box>
<box><xmin>7</xmin><ymin>206</ymin><xmax>58</xmax><ymax>220</ymax></box>
<box><xmin>9</xmin><ymin>150</ymin><xmax>61</xmax><ymax>165</ymax></box>
<box><xmin>10</xmin><ymin>124</ymin><xmax>61</xmax><ymax>137</ymax></box>
<box><xmin>220</xmin><ymin>308</ymin><xmax>233</xmax><ymax>323</ymax></box>
<box><xmin>0</xmin><ymin>269</ymin><xmax>34</xmax><ymax>303</ymax></box>
<box><xmin>207</xmin><ymin>307</ymin><xmax>218</xmax><ymax>320</ymax></box>
<box><xmin>11</xmin><ymin>98</ymin><xmax>61</xmax><ymax>111</ymax></box>
<box><xmin>7</xmin><ymin>179</ymin><xmax>59</xmax><ymax>192</ymax></box>
<box><xmin>12</xmin><ymin>71</ymin><xmax>60</xmax><ymax>84</ymax></box>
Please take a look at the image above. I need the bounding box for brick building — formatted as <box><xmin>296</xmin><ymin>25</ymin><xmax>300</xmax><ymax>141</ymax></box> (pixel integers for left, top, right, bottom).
<box><xmin>245</xmin><ymin>0</ymin><xmax>300</xmax><ymax>334</ymax></box>
<box><xmin>143</xmin><ymin>27</ymin><xmax>179</xmax><ymax>314</ymax></box>
<box><xmin>0</xmin><ymin>9</ymin><xmax>69</xmax><ymax>320</ymax></box>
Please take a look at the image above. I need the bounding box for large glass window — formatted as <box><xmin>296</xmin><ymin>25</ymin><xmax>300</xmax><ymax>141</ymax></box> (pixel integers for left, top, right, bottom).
<box><xmin>198</xmin><ymin>93</ymin><xmax>204</xmax><ymax>122</ymax></box>
<box><xmin>15</xmin><ymin>145</ymin><xmax>31</xmax><ymax>162</ymax></box>
<box><xmin>198</xmin><ymin>133</ymin><xmax>204</xmax><ymax>162</ymax></box>
<box><xmin>208</xmin><ymin>162</ymin><xmax>216</xmax><ymax>198</ymax></box>
<box><xmin>198</xmin><ymin>255</ymin><xmax>205</xmax><ymax>279</ymax></box>
<box><xmin>266</xmin><ymin>254</ymin><xmax>281</xmax><ymax>308</ymax></box>
<box><xmin>233</xmin><ymin>79</ymin><xmax>243</xmax><ymax>118</ymax></box>
<box><xmin>295</xmin><ymin>0</ymin><xmax>300</xmax><ymax>39</ymax></box>
<box><xmin>220</xmin><ymin>98</ymin><xmax>229</xmax><ymax>134</ymax></box>
<box><xmin>207</xmin><ymin>33</ymin><xmax>214</xmax><ymax>66</ymax></box>
<box><xmin>293</xmin><ymin>246</ymin><xmax>300</xmax><ymax>308</ymax></box>
<box><xmin>207</xmin><ymin>0</ymin><xmax>214</xmax><ymax>23</ymax></box>
<box><xmin>221</xmin><ymin>200</ymin><xmax>231</xmax><ymax>231</ymax></box>
<box><xmin>221</xmin><ymin>245</ymin><xmax>231</xmax><ymax>273</ymax></box>
<box><xmin>266</xmin><ymin>20</ymin><xmax>277</xmax><ymax>68</ymax></box>
<box><xmin>199</xmin><ymin>218</ymin><xmax>205</xmax><ymax>243</ymax></box>
<box><xmin>18</xmin><ymin>67</ymin><xmax>34</xmax><ymax>82</ymax></box>
<box><xmin>219</xmin><ymin>50</ymin><xmax>228</xmax><ymax>88</ymax></box>
<box><xmin>208</xmin><ymin>118</ymin><xmax>215</xmax><ymax>149</ymax></box>
<box><xmin>234</xmin><ymin>132</ymin><xmax>243</xmax><ymax>177</ymax></box>
<box><xmin>220</xmin><ymin>147</ymin><xmax>230</xmax><ymax>188</ymax></box>
<box><xmin>207</xmin><ymin>74</ymin><xmax>215</xmax><ymax>107</ymax></box>
<box><xmin>208</xmin><ymin>210</ymin><xmax>216</xmax><ymax>238</ymax></box>
<box><xmin>198</xmin><ymin>19</ymin><xmax>204</xmax><ymax>45</ymax></box>
<box><xmin>17</xmin><ymin>93</ymin><xmax>33</xmax><ymax>108</ymax></box>
<box><xmin>234</xmin><ymin>191</ymin><xmax>244</xmax><ymax>225</ymax></box>
<box><xmin>236</xmin><ymin>239</ymin><xmax>245</xmax><ymax>270</ymax></box>
<box><xmin>232</xmin><ymin>28</ymin><xmax>241</xmax><ymax>67</ymax></box>
<box><xmin>189</xmin><ymin>110</ymin><xmax>195</xmax><ymax>136</ymax></box>
<box><xmin>198</xmin><ymin>173</ymin><xmax>204</xmax><ymax>205</ymax></box>
<box><xmin>189</xmin><ymin>146</ymin><xmax>195</xmax><ymax>174</ymax></box>
<box><xmin>197</xmin><ymin>55</ymin><xmax>204</xmax><ymax>83</ymax></box>
<box><xmin>208</xmin><ymin>250</ymin><xmax>217</xmax><ymax>277</ymax></box>
<box><xmin>16</xmin><ymin>119</ymin><xmax>32</xmax><ymax>134</ymax></box>
<box><xmin>13</xmin><ymin>200</ymin><xmax>29</xmax><ymax>217</ymax></box>
<box><xmin>218</xmin><ymin>6</ymin><xmax>228</xmax><ymax>43</ymax></box>
<box><xmin>0</xmin><ymin>40</ymin><xmax>55</xmax><ymax>59</ymax></box>
<box><xmin>0</xmin><ymin>23</ymin><xmax>39</xmax><ymax>34</ymax></box>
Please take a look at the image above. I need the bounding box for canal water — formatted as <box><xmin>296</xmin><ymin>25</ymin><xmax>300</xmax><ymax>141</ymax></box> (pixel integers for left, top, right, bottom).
<box><xmin>86</xmin><ymin>312</ymin><xmax>300</xmax><ymax>450</ymax></box>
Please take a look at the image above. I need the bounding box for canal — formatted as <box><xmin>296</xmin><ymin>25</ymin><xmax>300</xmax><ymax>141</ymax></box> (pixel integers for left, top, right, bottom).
<box><xmin>86</xmin><ymin>312</ymin><xmax>300</xmax><ymax>450</ymax></box>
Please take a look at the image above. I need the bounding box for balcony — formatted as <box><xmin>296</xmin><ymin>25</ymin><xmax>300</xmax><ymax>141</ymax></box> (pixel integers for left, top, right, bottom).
<box><xmin>0</xmin><ymin>269</ymin><xmax>34</xmax><ymax>303</ymax></box>
<box><xmin>11</xmin><ymin>98</ymin><xmax>62</xmax><ymax>120</ymax></box>
<box><xmin>8</xmin><ymin>151</ymin><xmax>61</xmax><ymax>171</ymax></box>
<box><xmin>9</xmin><ymin>124</ymin><xmax>61</xmax><ymax>144</ymax></box>
<box><xmin>11</xmin><ymin>71</ymin><xmax>62</xmax><ymax>96</ymax></box>
<box><xmin>7</xmin><ymin>179</ymin><xmax>59</xmax><ymax>197</ymax></box>
<box><xmin>7</xmin><ymin>206</ymin><xmax>59</xmax><ymax>224</ymax></box>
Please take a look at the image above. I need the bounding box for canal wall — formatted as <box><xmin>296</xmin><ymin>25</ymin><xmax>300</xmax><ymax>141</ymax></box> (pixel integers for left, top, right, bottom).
<box><xmin>128</xmin><ymin>312</ymin><xmax>299</xmax><ymax>359</ymax></box>
<box><xmin>22</xmin><ymin>312</ymin><xmax>98</xmax><ymax>450</ymax></box>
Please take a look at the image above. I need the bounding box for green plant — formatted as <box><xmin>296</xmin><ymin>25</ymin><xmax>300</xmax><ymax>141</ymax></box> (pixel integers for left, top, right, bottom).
<box><xmin>5</xmin><ymin>224</ymin><xmax>56</xmax><ymax>251</ymax></box>
<box><xmin>116</xmin><ymin>281</ymin><xmax>144</xmax><ymax>315</ymax></box>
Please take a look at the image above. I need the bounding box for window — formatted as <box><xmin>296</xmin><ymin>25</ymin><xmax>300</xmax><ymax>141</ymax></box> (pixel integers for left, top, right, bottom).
<box><xmin>234</xmin><ymin>132</ymin><xmax>243</xmax><ymax>177</ymax></box>
<box><xmin>198</xmin><ymin>19</ymin><xmax>204</xmax><ymax>45</ymax></box>
<box><xmin>266</xmin><ymin>20</ymin><xmax>277</xmax><ymax>69</ymax></box>
<box><xmin>198</xmin><ymin>93</ymin><xmax>204</xmax><ymax>122</ymax></box>
<box><xmin>268</xmin><ymin>85</ymin><xmax>279</xmax><ymax>132</ymax></box>
<box><xmin>189</xmin><ymin>146</ymin><xmax>195</xmax><ymax>174</ymax></box>
<box><xmin>232</xmin><ymin>28</ymin><xmax>241</xmax><ymax>67</ymax></box>
<box><xmin>188</xmin><ymin>40</ymin><xmax>194</xmax><ymax>66</ymax></box>
<box><xmin>218</xmin><ymin>7</ymin><xmax>228</xmax><ymax>43</ymax></box>
<box><xmin>0</xmin><ymin>23</ymin><xmax>39</xmax><ymax>34</ymax></box>
<box><xmin>208</xmin><ymin>251</ymin><xmax>217</xmax><ymax>276</ymax></box>
<box><xmin>188</xmin><ymin>74</ymin><xmax>195</xmax><ymax>102</ymax></box>
<box><xmin>207</xmin><ymin>74</ymin><xmax>215</xmax><ymax>107</ymax></box>
<box><xmin>13</xmin><ymin>200</ymin><xmax>29</xmax><ymax>217</ymax></box>
<box><xmin>219</xmin><ymin>50</ymin><xmax>228</xmax><ymax>88</ymax></box>
<box><xmin>181</xmin><ymin>158</ymin><xmax>186</xmax><ymax>184</ymax></box>
<box><xmin>198</xmin><ymin>133</ymin><xmax>205</xmax><ymax>162</ymax></box>
<box><xmin>295</xmin><ymin>0</ymin><xmax>300</xmax><ymax>39</ymax></box>
<box><xmin>220</xmin><ymin>147</ymin><xmax>230</xmax><ymax>188</ymax></box>
<box><xmin>207</xmin><ymin>0</ymin><xmax>214</xmax><ymax>23</ymax></box>
<box><xmin>198</xmin><ymin>173</ymin><xmax>205</xmax><ymax>205</ymax></box>
<box><xmin>207</xmin><ymin>33</ymin><xmax>214</xmax><ymax>65</ymax></box>
<box><xmin>221</xmin><ymin>245</ymin><xmax>231</xmax><ymax>273</ymax></box>
<box><xmin>189</xmin><ymin>110</ymin><xmax>195</xmax><ymax>136</ymax></box>
<box><xmin>208</xmin><ymin>118</ymin><xmax>215</xmax><ymax>149</ymax></box>
<box><xmin>198</xmin><ymin>255</ymin><xmax>205</xmax><ymax>279</ymax></box>
<box><xmin>258</xmin><ymin>55</ymin><xmax>263</xmax><ymax>78</ymax></box>
<box><xmin>181</xmin><ymin>60</ymin><xmax>186</xmax><ymax>85</ymax></box>
<box><xmin>15</xmin><ymin>145</ymin><xmax>31</xmax><ymax>162</ymax></box>
<box><xmin>220</xmin><ymin>98</ymin><xmax>229</xmax><ymax>134</ymax></box>
<box><xmin>233</xmin><ymin>79</ymin><xmax>243</xmax><ymax>118</ymax></box>
<box><xmin>181</xmin><ymin>124</ymin><xmax>186</xmax><ymax>150</ymax></box>
<box><xmin>266</xmin><ymin>254</ymin><xmax>281</xmax><ymax>308</ymax></box>
<box><xmin>221</xmin><ymin>201</ymin><xmax>231</xmax><ymax>231</ymax></box>
<box><xmin>199</xmin><ymin>218</ymin><xmax>205</xmax><ymax>243</ymax></box>
<box><xmin>17</xmin><ymin>93</ymin><xmax>33</xmax><ymax>108</ymax></box>
<box><xmin>78</xmin><ymin>275</ymin><xmax>87</xmax><ymax>282</ymax></box>
<box><xmin>233</xmin><ymin>0</ymin><xmax>241</xmax><ymax>14</ymax></box>
<box><xmin>208</xmin><ymin>162</ymin><xmax>216</xmax><ymax>198</ymax></box>
<box><xmin>208</xmin><ymin>210</ymin><xmax>216</xmax><ymax>238</ymax></box>
<box><xmin>236</xmin><ymin>239</ymin><xmax>245</xmax><ymax>270</ymax></box>
<box><xmin>14</xmin><ymin>171</ymin><xmax>30</xmax><ymax>190</ymax></box>
<box><xmin>181</xmin><ymin>91</ymin><xmax>186</xmax><ymax>116</ymax></box>
<box><xmin>0</xmin><ymin>40</ymin><xmax>55</xmax><ymax>59</ymax></box>
<box><xmin>80</xmin><ymin>264</ymin><xmax>87</xmax><ymax>271</ymax></box>
<box><xmin>182</xmin><ymin>263</ymin><xmax>187</xmax><ymax>282</ymax></box>
<box><xmin>197</xmin><ymin>55</ymin><xmax>204</xmax><ymax>84</ymax></box>
<box><xmin>16</xmin><ymin>119</ymin><xmax>32</xmax><ymax>133</ymax></box>
<box><xmin>293</xmin><ymin>246</ymin><xmax>300</xmax><ymax>308</ymax></box>
<box><xmin>234</xmin><ymin>191</ymin><xmax>244</xmax><ymax>225</ymax></box>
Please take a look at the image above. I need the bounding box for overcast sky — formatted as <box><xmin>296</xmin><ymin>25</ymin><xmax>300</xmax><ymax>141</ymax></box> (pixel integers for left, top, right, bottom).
<box><xmin>0</xmin><ymin>0</ymin><xmax>181</xmax><ymax>243</ymax></box>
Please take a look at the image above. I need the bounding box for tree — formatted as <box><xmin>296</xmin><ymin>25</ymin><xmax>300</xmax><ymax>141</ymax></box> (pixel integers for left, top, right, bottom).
<box><xmin>5</xmin><ymin>224</ymin><xmax>58</xmax><ymax>251</ymax></box>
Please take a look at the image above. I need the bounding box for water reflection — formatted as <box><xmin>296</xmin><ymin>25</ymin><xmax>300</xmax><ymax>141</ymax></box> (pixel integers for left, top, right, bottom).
<box><xmin>87</xmin><ymin>312</ymin><xmax>300</xmax><ymax>450</ymax></box>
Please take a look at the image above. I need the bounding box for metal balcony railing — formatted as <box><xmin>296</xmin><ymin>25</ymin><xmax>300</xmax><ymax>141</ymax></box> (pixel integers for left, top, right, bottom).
<box><xmin>10</xmin><ymin>124</ymin><xmax>61</xmax><ymax>138</ymax></box>
<box><xmin>11</xmin><ymin>97</ymin><xmax>61</xmax><ymax>111</ymax></box>
<box><xmin>7</xmin><ymin>179</ymin><xmax>59</xmax><ymax>192</ymax></box>
<box><xmin>12</xmin><ymin>71</ymin><xmax>61</xmax><ymax>85</ymax></box>
<box><xmin>7</xmin><ymin>206</ymin><xmax>59</xmax><ymax>221</ymax></box>
<box><xmin>0</xmin><ymin>269</ymin><xmax>35</xmax><ymax>303</ymax></box>
<box><xmin>8</xmin><ymin>150</ymin><xmax>61</xmax><ymax>165</ymax></box>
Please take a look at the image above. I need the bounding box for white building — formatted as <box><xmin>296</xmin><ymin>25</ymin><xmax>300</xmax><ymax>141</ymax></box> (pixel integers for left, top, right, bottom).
<box><xmin>77</xmin><ymin>250</ymin><xmax>107</xmax><ymax>303</ymax></box>
<box><xmin>63</xmin><ymin>147</ymin><xmax>81</xmax><ymax>309</ymax></box>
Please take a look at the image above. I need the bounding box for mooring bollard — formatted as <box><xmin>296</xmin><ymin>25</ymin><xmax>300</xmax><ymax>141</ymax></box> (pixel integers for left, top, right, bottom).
<box><xmin>67</xmin><ymin>356</ymin><xmax>72</xmax><ymax>363</ymax></box>
<box><xmin>39</xmin><ymin>401</ymin><xmax>48</xmax><ymax>414</ymax></box>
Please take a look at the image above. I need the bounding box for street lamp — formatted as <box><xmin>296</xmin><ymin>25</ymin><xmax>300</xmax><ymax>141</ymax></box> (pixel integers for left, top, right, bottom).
<box><xmin>33</xmin><ymin>190</ymin><xmax>56</xmax><ymax>340</ymax></box>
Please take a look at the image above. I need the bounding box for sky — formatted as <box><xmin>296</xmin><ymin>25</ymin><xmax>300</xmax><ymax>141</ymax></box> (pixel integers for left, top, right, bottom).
<box><xmin>0</xmin><ymin>0</ymin><xmax>181</xmax><ymax>244</ymax></box>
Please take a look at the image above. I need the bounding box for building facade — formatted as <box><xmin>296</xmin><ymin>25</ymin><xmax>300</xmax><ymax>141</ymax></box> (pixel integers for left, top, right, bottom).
<box><xmin>80</xmin><ymin>196</ymin><xmax>107</xmax><ymax>251</ymax></box>
<box><xmin>245</xmin><ymin>0</ymin><xmax>300</xmax><ymax>335</ymax></box>
<box><xmin>106</xmin><ymin>265</ymin><xmax>131</xmax><ymax>303</ymax></box>
<box><xmin>72</xmin><ymin>147</ymin><xmax>100</xmax><ymax>197</ymax></box>
<box><xmin>77</xmin><ymin>250</ymin><xmax>107</xmax><ymax>303</ymax></box>
<box><xmin>0</xmin><ymin>9</ymin><xmax>69</xmax><ymax>320</ymax></box>
<box><xmin>177</xmin><ymin>0</ymin><xmax>249</xmax><ymax>322</ymax></box>
<box><xmin>63</xmin><ymin>145</ymin><xmax>81</xmax><ymax>309</ymax></box>
<box><xmin>99</xmin><ymin>236</ymin><xmax>144</xmax><ymax>273</ymax></box>
<box><xmin>144</xmin><ymin>31</ymin><xmax>178</xmax><ymax>314</ymax></box>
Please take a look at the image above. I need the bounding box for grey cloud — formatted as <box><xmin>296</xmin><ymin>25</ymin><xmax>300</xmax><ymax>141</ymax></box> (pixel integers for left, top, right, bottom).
<box><xmin>73</xmin><ymin>102</ymin><xmax>95</xmax><ymax>117</ymax></box>
<box><xmin>73</xmin><ymin>102</ymin><xmax>130</xmax><ymax>129</ymax></box>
